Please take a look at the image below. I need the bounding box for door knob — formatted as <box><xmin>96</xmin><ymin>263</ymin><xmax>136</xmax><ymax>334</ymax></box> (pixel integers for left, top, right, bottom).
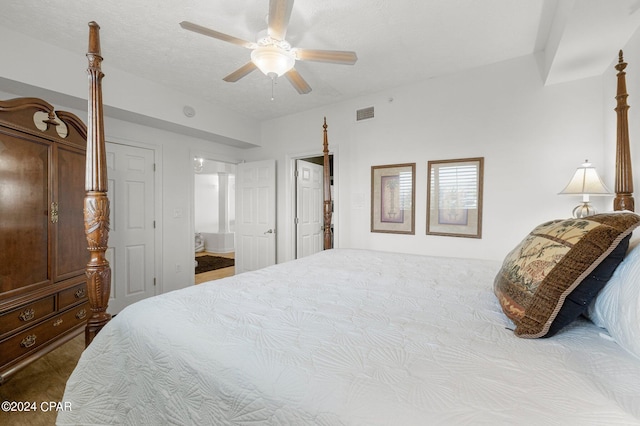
<box><xmin>264</xmin><ymin>229</ymin><xmax>275</xmax><ymax>234</ymax></box>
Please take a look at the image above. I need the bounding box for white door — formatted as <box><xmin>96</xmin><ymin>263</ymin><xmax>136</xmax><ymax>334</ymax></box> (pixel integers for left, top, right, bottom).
<box><xmin>235</xmin><ymin>159</ymin><xmax>276</xmax><ymax>273</ymax></box>
<box><xmin>296</xmin><ymin>160</ymin><xmax>323</xmax><ymax>258</ymax></box>
<box><xmin>106</xmin><ymin>142</ymin><xmax>156</xmax><ymax>314</ymax></box>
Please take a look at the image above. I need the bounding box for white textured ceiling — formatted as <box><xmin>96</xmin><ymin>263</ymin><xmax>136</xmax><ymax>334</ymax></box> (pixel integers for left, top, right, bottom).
<box><xmin>1</xmin><ymin>0</ymin><xmax>640</xmax><ymax>122</ymax></box>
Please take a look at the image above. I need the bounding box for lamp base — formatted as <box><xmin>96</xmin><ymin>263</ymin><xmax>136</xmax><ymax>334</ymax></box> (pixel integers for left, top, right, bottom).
<box><xmin>572</xmin><ymin>202</ymin><xmax>597</xmax><ymax>218</ymax></box>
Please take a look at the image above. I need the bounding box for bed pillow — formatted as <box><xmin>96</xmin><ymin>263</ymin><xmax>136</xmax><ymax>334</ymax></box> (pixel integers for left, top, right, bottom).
<box><xmin>588</xmin><ymin>237</ymin><xmax>640</xmax><ymax>360</ymax></box>
<box><xmin>494</xmin><ymin>212</ymin><xmax>640</xmax><ymax>338</ymax></box>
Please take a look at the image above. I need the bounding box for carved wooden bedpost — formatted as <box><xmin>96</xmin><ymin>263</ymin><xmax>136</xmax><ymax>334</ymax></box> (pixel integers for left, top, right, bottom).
<box><xmin>84</xmin><ymin>21</ymin><xmax>111</xmax><ymax>346</ymax></box>
<box><xmin>614</xmin><ymin>50</ymin><xmax>635</xmax><ymax>211</ymax></box>
<box><xmin>323</xmin><ymin>117</ymin><xmax>333</xmax><ymax>249</ymax></box>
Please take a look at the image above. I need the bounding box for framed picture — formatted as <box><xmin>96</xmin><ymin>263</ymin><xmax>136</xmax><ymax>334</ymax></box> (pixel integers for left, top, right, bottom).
<box><xmin>427</xmin><ymin>157</ymin><xmax>484</xmax><ymax>238</ymax></box>
<box><xmin>371</xmin><ymin>163</ymin><xmax>415</xmax><ymax>234</ymax></box>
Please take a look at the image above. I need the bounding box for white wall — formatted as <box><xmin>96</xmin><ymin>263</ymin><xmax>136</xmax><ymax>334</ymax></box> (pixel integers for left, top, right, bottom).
<box><xmin>0</xmin><ymin>24</ymin><xmax>259</xmax><ymax>295</ymax></box>
<box><xmin>2</xmin><ymin>37</ymin><xmax>623</xmax><ymax>286</ymax></box>
<box><xmin>0</xmin><ymin>88</ymin><xmax>245</xmax><ymax>294</ymax></box>
<box><xmin>195</xmin><ymin>174</ymin><xmax>222</xmax><ymax>233</ymax></box>
<box><xmin>246</xmin><ymin>54</ymin><xmax>608</xmax><ymax>262</ymax></box>
<box><xmin>0</xmin><ymin>25</ymin><xmax>261</xmax><ymax>147</ymax></box>
<box><xmin>194</xmin><ymin>171</ymin><xmax>236</xmax><ymax>234</ymax></box>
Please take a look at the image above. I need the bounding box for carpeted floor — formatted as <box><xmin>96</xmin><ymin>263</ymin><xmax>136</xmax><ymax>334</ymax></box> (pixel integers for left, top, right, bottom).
<box><xmin>0</xmin><ymin>333</ymin><xmax>84</xmax><ymax>426</ymax></box>
<box><xmin>0</xmin><ymin>257</ymin><xmax>231</xmax><ymax>425</ymax></box>
<box><xmin>195</xmin><ymin>255</ymin><xmax>235</xmax><ymax>274</ymax></box>
<box><xmin>0</xmin><ymin>258</ymin><xmax>231</xmax><ymax>425</ymax></box>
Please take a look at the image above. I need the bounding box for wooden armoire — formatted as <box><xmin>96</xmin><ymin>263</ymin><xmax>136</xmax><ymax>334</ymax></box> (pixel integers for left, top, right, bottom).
<box><xmin>0</xmin><ymin>98</ymin><xmax>89</xmax><ymax>383</ymax></box>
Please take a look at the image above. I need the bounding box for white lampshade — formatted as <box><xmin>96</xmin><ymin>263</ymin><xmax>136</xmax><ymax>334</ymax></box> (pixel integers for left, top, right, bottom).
<box><xmin>251</xmin><ymin>46</ymin><xmax>295</xmax><ymax>78</ymax></box>
<box><xmin>559</xmin><ymin>160</ymin><xmax>611</xmax><ymax>218</ymax></box>
<box><xmin>558</xmin><ymin>160</ymin><xmax>611</xmax><ymax>196</ymax></box>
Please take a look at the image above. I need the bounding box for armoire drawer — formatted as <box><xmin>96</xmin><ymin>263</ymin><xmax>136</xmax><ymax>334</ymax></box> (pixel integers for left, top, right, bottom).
<box><xmin>0</xmin><ymin>296</ymin><xmax>56</xmax><ymax>337</ymax></box>
<box><xmin>58</xmin><ymin>282</ymin><xmax>88</xmax><ymax>309</ymax></box>
<box><xmin>0</xmin><ymin>302</ymin><xmax>89</xmax><ymax>367</ymax></box>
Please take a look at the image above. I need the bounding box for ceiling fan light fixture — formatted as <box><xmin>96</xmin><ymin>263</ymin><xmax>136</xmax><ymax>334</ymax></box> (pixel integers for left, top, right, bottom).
<box><xmin>251</xmin><ymin>45</ymin><xmax>295</xmax><ymax>77</ymax></box>
<box><xmin>180</xmin><ymin>0</ymin><xmax>357</xmax><ymax>94</ymax></box>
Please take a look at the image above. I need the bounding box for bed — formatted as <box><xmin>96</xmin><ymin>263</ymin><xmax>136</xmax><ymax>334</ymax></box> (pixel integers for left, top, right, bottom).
<box><xmin>60</xmin><ymin>247</ymin><xmax>640</xmax><ymax>425</ymax></box>
<box><xmin>58</xmin><ymin>25</ymin><xmax>640</xmax><ymax>425</ymax></box>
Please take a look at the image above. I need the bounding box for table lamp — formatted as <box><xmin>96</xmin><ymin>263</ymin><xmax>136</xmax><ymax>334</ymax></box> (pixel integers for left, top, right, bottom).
<box><xmin>559</xmin><ymin>160</ymin><xmax>611</xmax><ymax>218</ymax></box>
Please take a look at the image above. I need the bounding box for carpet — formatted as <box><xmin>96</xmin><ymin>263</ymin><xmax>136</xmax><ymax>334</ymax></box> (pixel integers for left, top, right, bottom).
<box><xmin>0</xmin><ymin>333</ymin><xmax>84</xmax><ymax>426</ymax></box>
<box><xmin>195</xmin><ymin>255</ymin><xmax>235</xmax><ymax>274</ymax></box>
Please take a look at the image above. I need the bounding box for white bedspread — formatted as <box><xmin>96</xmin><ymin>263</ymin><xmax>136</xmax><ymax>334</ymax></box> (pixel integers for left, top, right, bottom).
<box><xmin>58</xmin><ymin>249</ymin><xmax>640</xmax><ymax>425</ymax></box>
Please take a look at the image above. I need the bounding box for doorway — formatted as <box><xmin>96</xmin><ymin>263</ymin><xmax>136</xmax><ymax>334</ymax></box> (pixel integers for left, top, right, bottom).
<box><xmin>193</xmin><ymin>158</ymin><xmax>236</xmax><ymax>283</ymax></box>
<box><xmin>295</xmin><ymin>153</ymin><xmax>334</xmax><ymax>259</ymax></box>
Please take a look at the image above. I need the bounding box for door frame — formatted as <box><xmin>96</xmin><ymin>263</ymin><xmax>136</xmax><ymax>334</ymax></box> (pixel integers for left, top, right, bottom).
<box><xmin>188</xmin><ymin>149</ymin><xmax>241</xmax><ymax>284</ymax></box>
<box><xmin>105</xmin><ymin>138</ymin><xmax>163</xmax><ymax>298</ymax></box>
<box><xmin>286</xmin><ymin>147</ymin><xmax>338</xmax><ymax>261</ymax></box>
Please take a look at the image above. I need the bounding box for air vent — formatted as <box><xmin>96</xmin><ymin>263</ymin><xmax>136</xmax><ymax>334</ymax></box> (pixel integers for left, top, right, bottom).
<box><xmin>356</xmin><ymin>106</ymin><xmax>374</xmax><ymax>121</ymax></box>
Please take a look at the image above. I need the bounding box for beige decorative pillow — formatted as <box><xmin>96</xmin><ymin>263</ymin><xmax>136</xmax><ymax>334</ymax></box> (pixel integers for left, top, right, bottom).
<box><xmin>494</xmin><ymin>213</ymin><xmax>640</xmax><ymax>338</ymax></box>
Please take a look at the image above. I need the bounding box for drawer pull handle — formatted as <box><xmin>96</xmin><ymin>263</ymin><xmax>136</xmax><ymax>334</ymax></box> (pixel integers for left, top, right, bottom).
<box><xmin>20</xmin><ymin>334</ymin><xmax>37</xmax><ymax>348</ymax></box>
<box><xmin>76</xmin><ymin>309</ymin><xmax>87</xmax><ymax>320</ymax></box>
<box><xmin>19</xmin><ymin>308</ymin><xmax>36</xmax><ymax>322</ymax></box>
<box><xmin>75</xmin><ymin>288</ymin><xmax>86</xmax><ymax>299</ymax></box>
<box><xmin>53</xmin><ymin>318</ymin><xmax>64</xmax><ymax>327</ymax></box>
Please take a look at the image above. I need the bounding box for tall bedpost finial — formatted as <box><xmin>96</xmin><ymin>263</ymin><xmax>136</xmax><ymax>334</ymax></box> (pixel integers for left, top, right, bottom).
<box><xmin>84</xmin><ymin>21</ymin><xmax>112</xmax><ymax>346</ymax></box>
<box><xmin>88</xmin><ymin>21</ymin><xmax>101</xmax><ymax>56</ymax></box>
<box><xmin>614</xmin><ymin>50</ymin><xmax>635</xmax><ymax>211</ymax></box>
<box><xmin>323</xmin><ymin>117</ymin><xmax>333</xmax><ymax>249</ymax></box>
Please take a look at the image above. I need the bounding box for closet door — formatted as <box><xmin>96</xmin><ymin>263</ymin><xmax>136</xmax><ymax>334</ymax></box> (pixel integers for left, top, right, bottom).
<box><xmin>52</xmin><ymin>144</ymin><xmax>88</xmax><ymax>282</ymax></box>
<box><xmin>0</xmin><ymin>135</ymin><xmax>51</xmax><ymax>298</ymax></box>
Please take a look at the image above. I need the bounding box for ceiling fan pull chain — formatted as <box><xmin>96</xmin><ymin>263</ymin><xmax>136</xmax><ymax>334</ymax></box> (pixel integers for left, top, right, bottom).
<box><xmin>271</xmin><ymin>77</ymin><xmax>275</xmax><ymax>101</ymax></box>
<box><xmin>270</xmin><ymin>72</ymin><xmax>278</xmax><ymax>101</ymax></box>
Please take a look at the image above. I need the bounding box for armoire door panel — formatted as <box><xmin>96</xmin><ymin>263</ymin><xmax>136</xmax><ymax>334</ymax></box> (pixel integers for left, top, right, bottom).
<box><xmin>53</xmin><ymin>146</ymin><xmax>88</xmax><ymax>281</ymax></box>
<box><xmin>0</xmin><ymin>134</ymin><xmax>51</xmax><ymax>297</ymax></box>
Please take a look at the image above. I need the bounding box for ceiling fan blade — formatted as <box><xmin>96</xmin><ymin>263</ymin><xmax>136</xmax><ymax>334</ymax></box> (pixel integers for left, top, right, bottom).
<box><xmin>180</xmin><ymin>21</ymin><xmax>255</xmax><ymax>49</ymax></box>
<box><xmin>294</xmin><ymin>49</ymin><xmax>358</xmax><ymax>65</ymax></box>
<box><xmin>268</xmin><ymin>0</ymin><xmax>294</xmax><ymax>41</ymax></box>
<box><xmin>223</xmin><ymin>62</ymin><xmax>257</xmax><ymax>82</ymax></box>
<box><xmin>285</xmin><ymin>68</ymin><xmax>312</xmax><ymax>94</ymax></box>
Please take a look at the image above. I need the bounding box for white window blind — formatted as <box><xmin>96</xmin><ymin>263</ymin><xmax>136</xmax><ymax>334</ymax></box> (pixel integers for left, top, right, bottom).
<box><xmin>398</xmin><ymin>171</ymin><xmax>412</xmax><ymax>209</ymax></box>
<box><xmin>431</xmin><ymin>164</ymin><xmax>478</xmax><ymax>208</ymax></box>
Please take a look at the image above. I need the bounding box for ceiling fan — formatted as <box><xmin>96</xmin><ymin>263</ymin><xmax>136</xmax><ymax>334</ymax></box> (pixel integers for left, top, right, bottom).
<box><xmin>179</xmin><ymin>0</ymin><xmax>357</xmax><ymax>95</ymax></box>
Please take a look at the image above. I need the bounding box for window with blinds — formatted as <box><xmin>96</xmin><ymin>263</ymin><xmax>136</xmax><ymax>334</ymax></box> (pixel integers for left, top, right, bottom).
<box><xmin>430</xmin><ymin>164</ymin><xmax>479</xmax><ymax>209</ymax></box>
<box><xmin>398</xmin><ymin>171</ymin><xmax>413</xmax><ymax>210</ymax></box>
